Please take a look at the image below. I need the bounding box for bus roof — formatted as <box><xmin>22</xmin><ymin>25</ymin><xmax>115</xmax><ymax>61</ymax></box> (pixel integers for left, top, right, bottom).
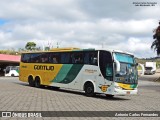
<box><xmin>21</xmin><ymin>47</ymin><xmax>96</xmax><ymax>53</ymax></box>
<box><xmin>21</xmin><ymin>47</ymin><xmax>134</xmax><ymax>56</ymax></box>
<box><xmin>112</xmin><ymin>50</ymin><xmax>134</xmax><ymax>56</ymax></box>
<box><xmin>50</xmin><ymin>47</ymin><xmax>80</xmax><ymax>51</ymax></box>
<box><xmin>94</xmin><ymin>48</ymin><xmax>134</xmax><ymax>56</ymax></box>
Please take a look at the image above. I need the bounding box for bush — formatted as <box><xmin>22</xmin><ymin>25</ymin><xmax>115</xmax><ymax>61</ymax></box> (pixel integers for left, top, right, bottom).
<box><xmin>0</xmin><ymin>50</ymin><xmax>20</xmax><ymax>55</ymax></box>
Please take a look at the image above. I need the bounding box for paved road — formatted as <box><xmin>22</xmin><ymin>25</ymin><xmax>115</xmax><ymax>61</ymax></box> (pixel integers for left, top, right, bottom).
<box><xmin>138</xmin><ymin>69</ymin><xmax>160</xmax><ymax>92</ymax></box>
<box><xmin>139</xmin><ymin>69</ymin><xmax>160</xmax><ymax>81</ymax></box>
<box><xmin>0</xmin><ymin>77</ymin><xmax>160</xmax><ymax>120</ymax></box>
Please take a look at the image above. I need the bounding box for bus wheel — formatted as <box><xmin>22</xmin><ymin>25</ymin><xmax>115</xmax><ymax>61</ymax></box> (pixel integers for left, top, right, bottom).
<box><xmin>51</xmin><ymin>86</ymin><xmax>60</xmax><ymax>90</ymax></box>
<box><xmin>11</xmin><ymin>74</ymin><xmax>14</xmax><ymax>77</ymax></box>
<box><xmin>84</xmin><ymin>82</ymin><xmax>95</xmax><ymax>97</ymax></box>
<box><xmin>35</xmin><ymin>77</ymin><xmax>41</xmax><ymax>88</ymax></box>
<box><xmin>28</xmin><ymin>76</ymin><xmax>35</xmax><ymax>87</ymax></box>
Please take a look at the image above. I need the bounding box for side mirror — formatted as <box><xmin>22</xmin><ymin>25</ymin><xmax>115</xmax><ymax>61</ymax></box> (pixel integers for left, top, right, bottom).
<box><xmin>114</xmin><ymin>60</ymin><xmax>120</xmax><ymax>73</ymax></box>
<box><xmin>3</xmin><ymin>69</ymin><xmax>6</xmax><ymax>72</ymax></box>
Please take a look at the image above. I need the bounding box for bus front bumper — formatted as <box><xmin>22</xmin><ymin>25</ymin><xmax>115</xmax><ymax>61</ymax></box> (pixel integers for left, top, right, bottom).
<box><xmin>113</xmin><ymin>88</ymin><xmax>138</xmax><ymax>95</ymax></box>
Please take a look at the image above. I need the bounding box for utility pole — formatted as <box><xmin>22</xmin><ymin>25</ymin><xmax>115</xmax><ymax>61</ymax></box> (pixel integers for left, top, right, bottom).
<box><xmin>56</xmin><ymin>40</ymin><xmax>62</xmax><ymax>48</ymax></box>
<box><xmin>57</xmin><ymin>42</ymin><xmax>59</xmax><ymax>48</ymax></box>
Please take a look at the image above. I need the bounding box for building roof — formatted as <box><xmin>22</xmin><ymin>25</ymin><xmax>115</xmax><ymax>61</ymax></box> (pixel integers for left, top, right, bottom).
<box><xmin>0</xmin><ymin>54</ymin><xmax>20</xmax><ymax>62</ymax></box>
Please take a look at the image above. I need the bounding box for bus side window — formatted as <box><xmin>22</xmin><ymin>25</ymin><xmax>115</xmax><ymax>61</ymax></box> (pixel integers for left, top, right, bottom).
<box><xmin>84</xmin><ymin>52</ymin><xmax>98</xmax><ymax>65</ymax></box>
<box><xmin>72</xmin><ymin>53</ymin><xmax>83</xmax><ymax>64</ymax></box>
<box><xmin>22</xmin><ymin>54</ymin><xmax>31</xmax><ymax>63</ymax></box>
<box><xmin>40</xmin><ymin>53</ymin><xmax>48</xmax><ymax>63</ymax></box>
<box><xmin>70</xmin><ymin>53</ymin><xmax>75</xmax><ymax>63</ymax></box>
<box><xmin>49</xmin><ymin>53</ymin><xmax>60</xmax><ymax>64</ymax></box>
<box><xmin>61</xmin><ymin>53</ymin><xmax>70</xmax><ymax>64</ymax></box>
<box><xmin>30</xmin><ymin>54</ymin><xmax>35</xmax><ymax>62</ymax></box>
<box><xmin>34</xmin><ymin>53</ymin><xmax>41</xmax><ymax>63</ymax></box>
<box><xmin>51</xmin><ymin>55</ymin><xmax>59</xmax><ymax>63</ymax></box>
<box><xmin>90</xmin><ymin>52</ymin><xmax>97</xmax><ymax>65</ymax></box>
<box><xmin>106</xmin><ymin>63</ymin><xmax>113</xmax><ymax>76</ymax></box>
<box><xmin>30</xmin><ymin>53</ymin><xmax>40</xmax><ymax>63</ymax></box>
<box><xmin>21</xmin><ymin>54</ymin><xmax>25</xmax><ymax>62</ymax></box>
<box><xmin>84</xmin><ymin>52</ymin><xmax>89</xmax><ymax>64</ymax></box>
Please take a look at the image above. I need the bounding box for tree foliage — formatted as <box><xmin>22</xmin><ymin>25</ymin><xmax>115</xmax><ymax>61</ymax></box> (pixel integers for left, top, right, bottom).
<box><xmin>25</xmin><ymin>42</ymin><xmax>36</xmax><ymax>51</ymax></box>
<box><xmin>151</xmin><ymin>22</ymin><xmax>160</xmax><ymax>55</ymax></box>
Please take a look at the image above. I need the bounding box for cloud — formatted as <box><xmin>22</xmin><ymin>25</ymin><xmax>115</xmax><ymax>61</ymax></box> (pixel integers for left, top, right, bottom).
<box><xmin>0</xmin><ymin>0</ymin><xmax>159</xmax><ymax>58</ymax></box>
<box><xmin>78</xmin><ymin>0</ymin><xmax>160</xmax><ymax>20</ymax></box>
<box><xmin>135</xmin><ymin>3</ymin><xmax>160</xmax><ymax>20</ymax></box>
<box><xmin>0</xmin><ymin>0</ymin><xmax>88</xmax><ymax>22</ymax></box>
<box><xmin>103</xmin><ymin>37</ymin><xmax>156</xmax><ymax>58</ymax></box>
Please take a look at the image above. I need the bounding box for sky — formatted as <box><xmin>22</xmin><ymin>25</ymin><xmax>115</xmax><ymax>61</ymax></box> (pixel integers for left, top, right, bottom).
<box><xmin>0</xmin><ymin>0</ymin><xmax>160</xmax><ymax>58</ymax></box>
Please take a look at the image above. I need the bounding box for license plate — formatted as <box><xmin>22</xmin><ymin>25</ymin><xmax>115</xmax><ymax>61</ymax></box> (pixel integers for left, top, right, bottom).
<box><xmin>127</xmin><ymin>91</ymin><xmax>130</xmax><ymax>94</ymax></box>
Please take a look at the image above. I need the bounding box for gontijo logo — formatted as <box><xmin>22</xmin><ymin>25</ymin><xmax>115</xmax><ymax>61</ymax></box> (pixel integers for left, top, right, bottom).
<box><xmin>34</xmin><ymin>65</ymin><xmax>54</xmax><ymax>71</ymax></box>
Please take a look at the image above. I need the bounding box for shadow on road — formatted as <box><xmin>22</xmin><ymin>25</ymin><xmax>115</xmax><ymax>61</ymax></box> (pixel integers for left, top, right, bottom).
<box><xmin>14</xmin><ymin>81</ymin><xmax>130</xmax><ymax>101</ymax></box>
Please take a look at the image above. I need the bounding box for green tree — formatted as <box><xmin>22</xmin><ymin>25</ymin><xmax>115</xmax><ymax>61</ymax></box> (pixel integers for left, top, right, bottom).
<box><xmin>25</xmin><ymin>42</ymin><xmax>36</xmax><ymax>51</ymax></box>
<box><xmin>151</xmin><ymin>21</ymin><xmax>160</xmax><ymax>55</ymax></box>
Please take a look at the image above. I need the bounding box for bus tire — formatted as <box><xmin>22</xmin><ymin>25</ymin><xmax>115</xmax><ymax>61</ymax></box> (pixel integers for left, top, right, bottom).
<box><xmin>84</xmin><ymin>82</ymin><xmax>95</xmax><ymax>97</ymax></box>
<box><xmin>28</xmin><ymin>76</ymin><xmax>35</xmax><ymax>87</ymax></box>
<box><xmin>51</xmin><ymin>86</ymin><xmax>60</xmax><ymax>90</ymax></box>
<box><xmin>35</xmin><ymin>77</ymin><xmax>41</xmax><ymax>88</ymax></box>
<box><xmin>105</xmin><ymin>94</ymin><xmax>114</xmax><ymax>98</ymax></box>
<box><xmin>11</xmin><ymin>74</ymin><xmax>14</xmax><ymax>77</ymax></box>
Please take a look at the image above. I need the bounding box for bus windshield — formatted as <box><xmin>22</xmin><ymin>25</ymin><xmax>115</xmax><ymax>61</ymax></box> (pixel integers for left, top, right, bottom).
<box><xmin>114</xmin><ymin>52</ymin><xmax>134</xmax><ymax>64</ymax></box>
<box><xmin>113</xmin><ymin>52</ymin><xmax>138</xmax><ymax>84</ymax></box>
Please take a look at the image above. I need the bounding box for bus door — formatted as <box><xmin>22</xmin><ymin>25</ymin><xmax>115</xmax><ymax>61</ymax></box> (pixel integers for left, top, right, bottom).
<box><xmin>99</xmin><ymin>51</ymin><xmax>113</xmax><ymax>92</ymax></box>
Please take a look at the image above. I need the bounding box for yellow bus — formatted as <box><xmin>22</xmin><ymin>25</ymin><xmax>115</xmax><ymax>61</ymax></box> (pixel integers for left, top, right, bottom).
<box><xmin>19</xmin><ymin>48</ymin><xmax>138</xmax><ymax>97</ymax></box>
